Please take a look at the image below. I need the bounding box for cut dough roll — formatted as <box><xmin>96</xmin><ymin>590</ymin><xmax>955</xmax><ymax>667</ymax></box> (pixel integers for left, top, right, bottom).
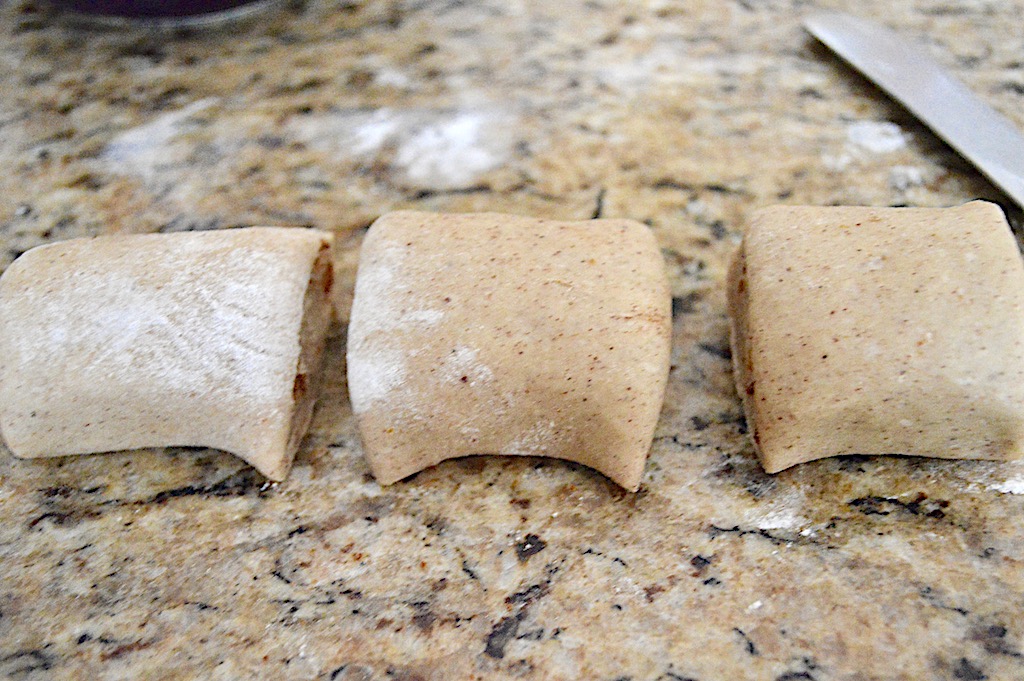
<box><xmin>0</xmin><ymin>228</ymin><xmax>335</xmax><ymax>481</ymax></box>
<box><xmin>347</xmin><ymin>211</ymin><xmax>672</xmax><ymax>491</ymax></box>
<box><xmin>728</xmin><ymin>200</ymin><xmax>1024</xmax><ymax>473</ymax></box>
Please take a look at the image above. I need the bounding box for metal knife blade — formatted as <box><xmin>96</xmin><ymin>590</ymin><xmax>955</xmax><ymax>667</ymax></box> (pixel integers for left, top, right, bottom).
<box><xmin>804</xmin><ymin>11</ymin><xmax>1024</xmax><ymax>209</ymax></box>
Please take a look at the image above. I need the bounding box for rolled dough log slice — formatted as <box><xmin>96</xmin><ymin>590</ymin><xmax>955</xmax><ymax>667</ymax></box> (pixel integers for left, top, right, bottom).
<box><xmin>347</xmin><ymin>211</ymin><xmax>672</xmax><ymax>491</ymax></box>
<box><xmin>728</xmin><ymin>200</ymin><xmax>1024</xmax><ymax>473</ymax></box>
<box><xmin>0</xmin><ymin>227</ymin><xmax>335</xmax><ymax>481</ymax></box>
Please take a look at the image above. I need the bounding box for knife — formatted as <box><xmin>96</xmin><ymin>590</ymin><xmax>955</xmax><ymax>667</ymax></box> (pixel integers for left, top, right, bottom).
<box><xmin>804</xmin><ymin>11</ymin><xmax>1024</xmax><ymax>210</ymax></box>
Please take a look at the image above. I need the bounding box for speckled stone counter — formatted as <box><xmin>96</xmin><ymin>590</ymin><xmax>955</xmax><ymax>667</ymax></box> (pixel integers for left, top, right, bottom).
<box><xmin>1</xmin><ymin>1</ymin><xmax>1023</xmax><ymax>679</ymax></box>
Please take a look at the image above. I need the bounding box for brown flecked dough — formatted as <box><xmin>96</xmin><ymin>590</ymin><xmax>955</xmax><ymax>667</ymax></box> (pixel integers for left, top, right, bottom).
<box><xmin>728</xmin><ymin>200</ymin><xmax>1024</xmax><ymax>473</ymax></box>
<box><xmin>0</xmin><ymin>228</ymin><xmax>335</xmax><ymax>481</ymax></box>
<box><xmin>347</xmin><ymin>211</ymin><xmax>672</xmax><ymax>491</ymax></box>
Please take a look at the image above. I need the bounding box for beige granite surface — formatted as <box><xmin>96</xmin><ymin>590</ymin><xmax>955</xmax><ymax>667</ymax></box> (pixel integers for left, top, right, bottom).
<box><xmin>1</xmin><ymin>0</ymin><xmax>1023</xmax><ymax>679</ymax></box>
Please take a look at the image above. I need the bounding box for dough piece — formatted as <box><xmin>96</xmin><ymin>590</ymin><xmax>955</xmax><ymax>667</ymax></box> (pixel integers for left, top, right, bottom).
<box><xmin>347</xmin><ymin>211</ymin><xmax>671</xmax><ymax>491</ymax></box>
<box><xmin>0</xmin><ymin>228</ymin><xmax>335</xmax><ymax>481</ymax></box>
<box><xmin>728</xmin><ymin>201</ymin><xmax>1024</xmax><ymax>473</ymax></box>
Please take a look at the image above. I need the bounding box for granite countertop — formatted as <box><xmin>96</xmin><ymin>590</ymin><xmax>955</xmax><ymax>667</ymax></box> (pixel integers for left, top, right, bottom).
<box><xmin>1</xmin><ymin>1</ymin><xmax>1023</xmax><ymax>679</ymax></box>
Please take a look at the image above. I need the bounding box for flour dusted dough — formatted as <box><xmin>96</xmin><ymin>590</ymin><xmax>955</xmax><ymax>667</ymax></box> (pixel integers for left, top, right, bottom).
<box><xmin>728</xmin><ymin>201</ymin><xmax>1024</xmax><ymax>473</ymax></box>
<box><xmin>347</xmin><ymin>211</ymin><xmax>671</xmax><ymax>491</ymax></box>
<box><xmin>0</xmin><ymin>228</ymin><xmax>335</xmax><ymax>481</ymax></box>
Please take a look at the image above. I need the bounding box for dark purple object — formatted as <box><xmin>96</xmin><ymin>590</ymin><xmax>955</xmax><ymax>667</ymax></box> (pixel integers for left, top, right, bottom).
<box><xmin>56</xmin><ymin>0</ymin><xmax>265</xmax><ymax>18</ymax></box>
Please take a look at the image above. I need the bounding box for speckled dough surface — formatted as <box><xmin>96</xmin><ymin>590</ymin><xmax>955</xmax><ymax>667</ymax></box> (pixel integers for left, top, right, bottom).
<box><xmin>0</xmin><ymin>227</ymin><xmax>334</xmax><ymax>481</ymax></box>
<box><xmin>1</xmin><ymin>1</ymin><xmax>1024</xmax><ymax>680</ymax></box>
<box><xmin>728</xmin><ymin>201</ymin><xmax>1024</xmax><ymax>473</ymax></box>
<box><xmin>347</xmin><ymin>211</ymin><xmax>671</xmax><ymax>491</ymax></box>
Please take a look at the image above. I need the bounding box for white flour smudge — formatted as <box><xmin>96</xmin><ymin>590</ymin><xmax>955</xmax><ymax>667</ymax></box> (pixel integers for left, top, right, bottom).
<box><xmin>598</xmin><ymin>42</ymin><xmax>687</xmax><ymax>91</ymax></box>
<box><xmin>889</xmin><ymin>165</ymin><xmax>925</xmax><ymax>191</ymax></box>
<box><xmin>289</xmin><ymin>107</ymin><xmax>512</xmax><ymax>190</ymax></box>
<box><xmin>846</xmin><ymin>120</ymin><xmax>907</xmax><ymax>154</ymax></box>
<box><xmin>822</xmin><ymin>152</ymin><xmax>853</xmax><ymax>172</ymax></box>
<box><xmin>395</xmin><ymin>111</ymin><xmax>502</xmax><ymax>187</ymax></box>
<box><xmin>103</xmin><ymin>98</ymin><xmax>218</xmax><ymax>179</ymax></box>
<box><xmin>597</xmin><ymin>43</ymin><xmax>758</xmax><ymax>92</ymax></box>
<box><xmin>954</xmin><ymin>460</ymin><xmax>1024</xmax><ymax>495</ymax></box>
<box><xmin>745</xmin><ymin>490</ymin><xmax>809</xmax><ymax>531</ymax></box>
<box><xmin>346</xmin><ymin>348</ymin><xmax>408</xmax><ymax>415</ymax></box>
<box><xmin>824</xmin><ymin>121</ymin><xmax>908</xmax><ymax>172</ymax></box>
<box><xmin>350</xmin><ymin>109</ymin><xmax>400</xmax><ymax>155</ymax></box>
<box><xmin>439</xmin><ymin>345</ymin><xmax>494</xmax><ymax>387</ymax></box>
<box><xmin>990</xmin><ymin>476</ymin><xmax>1024</xmax><ymax>495</ymax></box>
<box><xmin>404</xmin><ymin>309</ymin><xmax>445</xmax><ymax>325</ymax></box>
<box><xmin>507</xmin><ymin>420</ymin><xmax>556</xmax><ymax>456</ymax></box>
<box><xmin>373</xmin><ymin>68</ymin><xmax>412</xmax><ymax>88</ymax></box>
<box><xmin>346</xmin><ymin>247</ymin><xmax>447</xmax><ymax>414</ymax></box>
<box><xmin>747</xmin><ymin>506</ymin><xmax>807</xmax><ymax>531</ymax></box>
